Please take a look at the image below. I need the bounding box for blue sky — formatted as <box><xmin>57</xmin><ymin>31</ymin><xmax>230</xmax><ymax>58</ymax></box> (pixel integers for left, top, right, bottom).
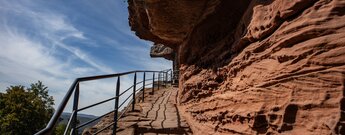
<box><xmin>0</xmin><ymin>0</ymin><xmax>171</xmax><ymax>115</ymax></box>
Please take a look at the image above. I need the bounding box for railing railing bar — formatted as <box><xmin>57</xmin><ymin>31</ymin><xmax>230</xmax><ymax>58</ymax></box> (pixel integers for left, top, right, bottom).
<box><xmin>135</xmin><ymin>80</ymin><xmax>143</xmax><ymax>86</ymax></box>
<box><xmin>36</xmin><ymin>69</ymin><xmax>173</xmax><ymax>135</ymax></box>
<box><xmin>64</xmin><ymin>110</ymin><xmax>76</xmax><ymax>135</ymax></box>
<box><xmin>79</xmin><ymin>72</ymin><xmax>133</xmax><ymax>82</ymax></box>
<box><xmin>145</xmin><ymin>78</ymin><xmax>153</xmax><ymax>81</ymax></box>
<box><xmin>69</xmin><ymin>129</ymin><xmax>74</xmax><ymax>135</ymax></box>
<box><xmin>93</xmin><ymin>122</ymin><xmax>115</xmax><ymax>135</ymax></box>
<box><xmin>77</xmin><ymin>96</ymin><xmax>116</xmax><ymax>112</ymax></box>
<box><xmin>147</xmin><ymin>77</ymin><xmax>159</xmax><ymax>82</ymax></box>
<box><xmin>78</xmin><ymin>80</ymin><xmax>153</xmax><ymax>113</ymax></box>
<box><xmin>36</xmin><ymin>80</ymin><xmax>78</xmax><ymax>135</ymax></box>
<box><xmin>118</xmin><ymin>78</ymin><xmax>153</xmax><ymax>97</ymax></box>
<box><xmin>76</xmin><ymin>79</ymin><xmax>159</xmax><ymax>121</ymax></box>
<box><xmin>132</xmin><ymin>72</ymin><xmax>137</xmax><ymax>111</ymax></box>
<box><xmin>78</xmin><ymin>70</ymin><xmax>171</xmax><ymax>82</ymax></box>
<box><xmin>118</xmin><ymin>93</ymin><xmax>133</xmax><ymax>109</ymax></box>
<box><xmin>135</xmin><ymin>86</ymin><xmax>143</xmax><ymax>92</ymax></box>
<box><xmin>142</xmin><ymin>72</ymin><xmax>146</xmax><ymax>102</ymax></box>
<box><xmin>157</xmin><ymin>72</ymin><xmax>160</xmax><ymax>90</ymax></box>
<box><xmin>145</xmin><ymin>83</ymin><xmax>153</xmax><ymax>86</ymax></box>
<box><xmin>71</xmin><ymin>83</ymin><xmax>80</xmax><ymax>135</ymax></box>
<box><xmin>76</xmin><ymin>110</ymin><xmax>115</xmax><ymax>129</ymax></box>
<box><xmin>119</xmin><ymin>86</ymin><xmax>133</xmax><ymax>97</ymax></box>
<box><xmin>117</xmin><ymin>100</ymin><xmax>133</xmax><ymax>121</ymax></box>
<box><xmin>78</xmin><ymin>70</ymin><xmax>164</xmax><ymax>82</ymax></box>
<box><xmin>152</xmin><ymin>73</ymin><xmax>155</xmax><ymax>95</ymax></box>
<box><xmin>113</xmin><ymin>76</ymin><xmax>120</xmax><ymax>135</ymax></box>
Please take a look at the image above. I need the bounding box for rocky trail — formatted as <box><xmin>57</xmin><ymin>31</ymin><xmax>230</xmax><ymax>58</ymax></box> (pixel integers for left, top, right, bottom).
<box><xmin>85</xmin><ymin>87</ymin><xmax>192</xmax><ymax>135</ymax></box>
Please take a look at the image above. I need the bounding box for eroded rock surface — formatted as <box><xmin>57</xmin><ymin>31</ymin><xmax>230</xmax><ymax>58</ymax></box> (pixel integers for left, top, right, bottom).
<box><xmin>150</xmin><ymin>44</ymin><xmax>174</xmax><ymax>60</ymax></box>
<box><xmin>129</xmin><ymin>0</ymin><xmax>345</xmax><ymax>134</ymax></box>
<box><xmin>128</xmin><ymin>0</ymin><xmax>209</xmax><ymax>47</ymax></box>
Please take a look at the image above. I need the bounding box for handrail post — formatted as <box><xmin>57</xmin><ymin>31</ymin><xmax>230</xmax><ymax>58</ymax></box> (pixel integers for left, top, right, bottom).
<box><xmin>170</xmin><ymin>70</ymin><xmax>173</xmax><ymax>85</ymax></box>
<box><xmin>162</xmin><ymin>72</ymin><xmax>165</xmax><ymax>86</ymax></box>
<box><xmin>71</xmin><ymin>83</ymin><xmax>80</xmax><ymax>135</ymax></box>
<box><xmin>152</xmin><ymin>72</ymin><xmax>155</xmax><ymax>95</ymax></box>
<box><xmin>157</xmin><ymin>72</ymin><xmax>160</xmax><ymax>90</ymax></box>
<box><xmin>132</xmin><ymin>72</ymin><xmax>137</xmax><ymax>112</ymax></box>
<box><xmin>165</xmin><ymin>71</ymin><xmax>168</xmax><ymax>87</ymax></box>
<box><xmin>142</xmin><ymin>72</ymin><xmax>145</xmax><ymax>102</ymax></box>
<box><xmin>113</xmin><ymin>77</ymin><xmax>120</xmax><ymax>135</ymax></box>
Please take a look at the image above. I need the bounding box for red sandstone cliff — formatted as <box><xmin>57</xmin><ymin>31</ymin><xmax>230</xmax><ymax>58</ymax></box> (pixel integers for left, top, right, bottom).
<box><xmin>128</xmin><ymin>0</ymin><xmax>345</xmax><ymax>134</ymax></box>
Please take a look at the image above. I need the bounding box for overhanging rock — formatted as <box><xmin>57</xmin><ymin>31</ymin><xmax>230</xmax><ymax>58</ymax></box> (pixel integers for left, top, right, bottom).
<box><xmin>150</xmin><ymin>44</ymin><xmax>174</xmax><ymax>60</ymax></box>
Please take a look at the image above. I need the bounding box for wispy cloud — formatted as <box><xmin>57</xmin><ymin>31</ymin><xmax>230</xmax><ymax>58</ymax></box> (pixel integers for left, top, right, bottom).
<box><xmin>0</xmin><ymin>0</ymin><xmax>171</xmax><ymax>116</ymax></box>
<box><xmin>1</xmin><ymin>2</ymin><xmax>112</xmax><ymax>73</ymax></box>
<box><xmin>0</xmin><ymin>1</ymin><xmax>115</xmax><ymax>114</ymax></box>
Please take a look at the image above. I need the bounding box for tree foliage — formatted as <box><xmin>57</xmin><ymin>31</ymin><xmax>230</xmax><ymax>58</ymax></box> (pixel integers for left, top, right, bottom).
<box><xmin>0</xmin><ymin>81</ymin><xmax>54</xmax><ymax>135</ymax></box>
<box><xmin>53</xmin><ymin>124</ymin><xmax>68</xmax><ymax>135</ymax></box>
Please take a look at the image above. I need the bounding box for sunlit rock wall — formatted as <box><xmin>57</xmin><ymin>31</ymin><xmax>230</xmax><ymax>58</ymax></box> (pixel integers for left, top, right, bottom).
<box><xmin>129</xmin><ymin>0</ymin><xmax>345</xmax><ymax>134</ymax></box>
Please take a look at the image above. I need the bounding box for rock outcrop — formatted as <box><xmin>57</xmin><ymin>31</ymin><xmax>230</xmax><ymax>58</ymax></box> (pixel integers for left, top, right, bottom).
<box><xmin>150</xmin><ymin>44</ymin><xmax>174</xmax><ymax>60</ymax></box>
<box><xmin>128</xmin><ymin>0</ymin><xmax>210</xmax><ymax>48</ymax></box>
<box><xmin>129</xmin><ymin>0</ymin><xmax>345</xmax><ymax>134</ymax></box>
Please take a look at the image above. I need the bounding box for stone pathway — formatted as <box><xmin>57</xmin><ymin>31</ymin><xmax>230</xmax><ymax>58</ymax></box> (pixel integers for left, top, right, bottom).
<box><xmin>86</xmin><ymin>87</ymin><xmax>192</xmax><ymax>135</ymax></box>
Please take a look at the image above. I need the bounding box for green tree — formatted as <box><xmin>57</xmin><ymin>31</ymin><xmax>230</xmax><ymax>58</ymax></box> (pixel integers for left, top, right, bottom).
<box><xmin>0</xmin><ymin>81</ymin><xmax>54</xmax><ymax>135</ymax></box>
<box><xmin>28</xmin><ymin>81</ymin><xmax>55</xmax><ymax>126</ymax></box>
<box><xmin>52</xmin><ymin>119</ymin><xmax>80</xmax><ymax>135</ymax></box>
<box><xmin>53</xmin><ymin>124</ymin><xmax>68</xmax><ymax>135</ymax></box>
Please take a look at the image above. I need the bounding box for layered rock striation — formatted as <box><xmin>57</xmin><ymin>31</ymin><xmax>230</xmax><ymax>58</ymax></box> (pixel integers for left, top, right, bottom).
<box><xmin>129</xmin><ymin>0</ymin><xmax>345</xmax><ymax>134</ymax></box>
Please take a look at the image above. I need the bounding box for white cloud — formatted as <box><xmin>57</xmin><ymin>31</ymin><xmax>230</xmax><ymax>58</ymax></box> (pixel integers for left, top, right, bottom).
<box><xmin>0</xmin><ymin>23</ymin><xmax>117</xmax><ymax>115</ymax></box>
<box><xmin>0</xmin><ymin>0</ymin><xmax>172</xmax><ymax>116</ymax></box>
<box><xmin>0</xmin><ymin>1</ymin><xmax>112</xmax><ymax>74</ymax></box>
<box><xmin>0</xmin><ymin>1</ymin><xmax>115</xmax><ymax>115</ymax></box>
<box><xmin>103</xmin><ymin>37</ymin><xmax>172</xmax><ymax>70</ymax></box>
<box><xmin>122</xmin><ymin>46</ymin><xmax>172</xmax><ymax>70</ymax></box>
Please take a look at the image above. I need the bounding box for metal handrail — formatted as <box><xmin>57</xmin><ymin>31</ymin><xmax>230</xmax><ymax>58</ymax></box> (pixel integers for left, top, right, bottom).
<box><xmin>76</xmin><ymin>110</ymin><xmax>114</xmax><ymax>129</ymax></box>
<box><xmin>77</xmin><ymin>96</ymin><xmax>116</xmax><ymax>112</ymax></box>
<box><xmin>35</xmin><ymin>69</ymin><xmax>173</xmax><ymax>135</ymax></box>
<box><xmin>118</xmin><ymin>93</ymin><xmax>133</xmax><ymax>109</ymax></box>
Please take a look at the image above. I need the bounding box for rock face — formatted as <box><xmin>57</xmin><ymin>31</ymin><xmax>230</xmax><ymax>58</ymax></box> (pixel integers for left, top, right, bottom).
<box><xmin>150</xmin><ymin>44</ymin><xmax>174</xmax><ymax>60</ymax></box>
<box><xmin>129</xmin><ymin>0</ymin><xmax>345</xmax><ymax>134</ymax></box>
<box><xmin>128</xmin><ymin>0</ymin><xmax>209</xmax><ymax>48</ymax></box>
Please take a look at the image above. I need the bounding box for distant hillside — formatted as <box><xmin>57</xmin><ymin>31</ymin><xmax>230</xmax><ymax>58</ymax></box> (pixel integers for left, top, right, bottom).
<box><xmin>58</xmin><ymin>112</ymin><xmax>100</xmax><ymax>133</ymax></box>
